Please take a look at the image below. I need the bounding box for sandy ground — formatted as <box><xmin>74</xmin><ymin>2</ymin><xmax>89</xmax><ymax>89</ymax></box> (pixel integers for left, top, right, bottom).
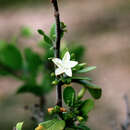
<box><xmin>0</xmin><ymin>0</ymin><xmax>130</xmax><ymax>129</ymax></box>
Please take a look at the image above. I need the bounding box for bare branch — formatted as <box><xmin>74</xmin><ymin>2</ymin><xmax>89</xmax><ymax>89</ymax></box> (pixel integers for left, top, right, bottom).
<box><xmin>51</xmin><ymin>0</ymin><xmax>62</xmax><ymax>107</ymax></box>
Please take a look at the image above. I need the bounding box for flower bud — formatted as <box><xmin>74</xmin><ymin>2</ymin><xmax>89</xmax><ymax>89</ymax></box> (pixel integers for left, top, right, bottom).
<box><xmin>52</xmin><ymin>80</ymin><xmax>58</xmax><ymax>85</ymax></box>
<box><xmin>77</xmin><ymin>87</ymin><xmax>86</xmax><ymax>100</ymax></box>
<box><xmin>48</xmin><ymin>108</ymin><xmax>54</xmax><ymax>114</ymax></box>
<box><xmin>77</xmin><ymin>116</ymin><xmax>84</xmax><ymax>122</ymax></box>
<box><xmin>60</xmin><ymin>107</ymin><xmax>67</xmax><ymax>112</ymax></box>
<box><xmin>35</xmin><ymin>125</ymin><xmax>44</xmax><ymax>130</ymax></box>
<box><xmin>51</xmin><ymin>73</ymin><xmax>55</xmax><ymax>77</ymax></box>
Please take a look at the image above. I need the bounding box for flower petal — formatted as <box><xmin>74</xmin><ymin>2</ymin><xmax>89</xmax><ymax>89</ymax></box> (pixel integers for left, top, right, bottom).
<box><xmin>52</xmin><ymin>58</ymin><xmax>63</xmax><ymax>68</ymax></box>
<box><xmin>55</xmin><ymin>68</ymin><xmax>64</xmax><ymax>76</ymax></box>
<box><xmin>63</xmin><ymin>51</ymin><xmax>70</xmax><ymax>62</ymax></box>
<box><xmin>68</xmin><ymin>61</ymin><xmax>78</xmax><ymax>68</ymax></box>
<box><xmin>65</xmin><ymin>68</ymin><xmax>72</xmax><ymax>77</ymax></box>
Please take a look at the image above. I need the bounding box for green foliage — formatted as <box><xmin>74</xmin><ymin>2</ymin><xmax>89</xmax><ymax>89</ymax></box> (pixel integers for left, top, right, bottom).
<box><xmin>41</xmin><ymin>74</ymin><xmax>53</xmax><ymax>94</ymax></box>
<box><xmin>50</xmin><ymin>23</ymin><xmax>56</xmax><ymax>41</ymax></box>
<box><xmin>24</xmin><ymin>48</ymin><xmax>42</xmax><ymax>82</ymax></box>
<box><xmin>16</xmin><ymin>122</ymin><xmax>24</xmax><ymax>130</ymax></box>
<box><xmin>39</xmin><ymin>48</ymin><xmax>101</xmax><ymax>129</ymax></box>
<box><xmin>21</xmin><ymin>26</ymin><xmax>33</xmax><ymax>38</ymax></box>
<box><xmin>17</xmin><ymin>84</ymin><xmax>43</xmax><ymax>96</ymax></box>
<box><xmin>63</xmin><ymin>87</ymin><xmax>76</xmax><ymax>107</ymax></box>
<box><xmin>77</xmin><ymin>66</ymin><xmax>96</xmax><ymax>73</ymax></box>
<box><xmin>0</xmin><ymin>44</ymin><xmax>23</xmax><ymax>70</ymax></box>
<box><xmin>38</xmin><ymin>119</ymin><xmax>65</xmax><ymax>130</ymax></box>
<box><xmin>38</xmin><ymin>29</ymin><xmax>53</xmax><ymax>46</ymax></box>
<box><xmin>76</xmin><ymin>80</ymin><xmax>102</xmax><ymax>99</ymax></box>
<box><xmin>80</xmin><ymin>99</ymin><xmax>94</xmax><ymax>116</ymax></box>
<box><xmin>88</xmin><ymin>87</ymin><xmax>102</xmax><ymax>99</ymax></box>
<box><xmin>69</xmin><ymin>44</ymin><xmax>85</xmax><ymax>61</ymax></box>
<box><xmin>0</xmin><ymin>17</ymin><xmax>102</xmax><ymax>130</ymax></box>
<box><xmin>49</xmin><ymin>22</ymin><xmax>67</xmax><ymax>41</ymax></box>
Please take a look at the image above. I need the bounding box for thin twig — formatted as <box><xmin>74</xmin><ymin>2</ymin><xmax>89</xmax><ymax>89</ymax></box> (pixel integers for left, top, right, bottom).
<box><xmin>121</xmin><ymin>95</ymin><xmax>130</xmax><ymax>130</ymax></box>
<box><xmin>51</xmin><ymin>0</ymin><xmax>62</xmax><ymax>107</ymax></box>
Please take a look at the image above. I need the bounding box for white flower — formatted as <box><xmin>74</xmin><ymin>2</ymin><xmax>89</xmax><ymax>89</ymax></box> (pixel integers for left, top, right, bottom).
<box><xmin>52</xmin><ymin>51</ymin><xmax>78</xmax><ymax>77</ymax></box>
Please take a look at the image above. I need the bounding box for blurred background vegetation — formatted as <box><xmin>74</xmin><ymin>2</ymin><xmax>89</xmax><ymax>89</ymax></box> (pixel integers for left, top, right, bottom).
<box><xmin>0</xmin><ymin>0</ymin><xmax>130</xmax><ymax>130</ymax></box>
<box><xmin>0</xmin><ymin>0</ymin><xmax>47</xmax><ymax>8</ymax></box>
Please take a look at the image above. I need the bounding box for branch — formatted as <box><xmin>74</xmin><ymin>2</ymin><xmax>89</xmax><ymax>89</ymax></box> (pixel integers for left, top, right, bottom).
<box><xmin>51</xmin><ymin>0</ymin><xmax>62</xmax><ymax>106</ymax></box>
<box><xmin>121</xmin><ymin>95</ymin><xmax>130</xmax><ymax>130</ymax></box>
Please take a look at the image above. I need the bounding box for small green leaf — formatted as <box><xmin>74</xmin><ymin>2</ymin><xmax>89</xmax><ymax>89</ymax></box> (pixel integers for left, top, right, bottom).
<box><xmin>81</xmin><ymin>99</ymin><xmax>94</xmax><ymax>116</ymax></box>
<box><xmin>77</xmin><ymin>87</ymin><xmax>86</xmax><ymax>100</ymax></box>
<box><xmin>38</xmin><ymin>29</ymin><xmax>44</xmax><ymax>35</ymax></box>
<box><xmin>63</xmin><ymin>87</ymin><xmax>76</xmax><ymax>106</ymax></box>
<box><xmin>77</xmin><ymin>66</ymin><xmax>96</xmax><ymax>73</ymax></box>
<box><xmin>50</xmin><ymin>23</ymin><xmax>56</xmax><ymax>41</ymax></box>
<box><xmin>0</xmin><ymin>44</ymin><xmax>23</xmax><ymax>70</ymax></box>
<box><xmin>60</xmin><ymin>22</ymin><xmax>67</xmax><ymax>38</ymax></box>
<box><xmin>38</xmin><ymin>29</ymin><xmax>53</xmax><ymax>45</ymax></box>
<box><xmin>72</xmin><ymin>80</ymin><xmax>102</xmax><ymax>99</ymax></box>
<box><xmin>21</xmin><ymin>26</ymin><xmax>33</xmax><ymax>38</ymax></box>
<box><xmin>72</xmin><ymin>77</ymin><xmax>92</xmax><ymax>81</ymax></box>
<box><xmin>39</xmin><ymin>119</ymin><xmax>65</xmax><ymax>130</ymax></box>
<box><xmin>81</xmin><ymin>81</ymin><xmax>102</xmax><ymax>99</ymax></box>
<box><xmin>88</xmin><ymin>87</ymin><xmax>102</xmax><ymax>99</ymax></box>
<box><xmin>16</xmin><ymin>122</ymin><xmax>24</xmax><ymax>130</ymax></box>
<box><xmin>17</xmin><ymin>84</ymin><xmax>43</xmax><ymax>96</ymax></box>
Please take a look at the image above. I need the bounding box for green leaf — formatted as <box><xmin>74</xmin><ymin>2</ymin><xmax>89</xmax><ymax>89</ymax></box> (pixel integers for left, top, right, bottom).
<box><xmin>39</xmin><ymin>119</ymin><xmax>65</xmax><ymax>130</ymax></box>
<box><xmin>82</xmin><ymin>81</ymin><xmax>102</xmax><ymax>99</ymax></box>
<box><xmin>81</xmin><ymin>99</ymin><xmax>94</xmax><ymax>116</ymax></box>
<box><xmin>49</xmin><ymin>22</ymin><xmax>67</xmax><ymax>41</ymax></box>
<box><xmin>38</xmin><ymin>40</ymin><xmax>51</xmax><ymax>49</ymax></box>
<box><xmin>21</xmin><ymin>26</ymin><xmax>33</xmax><ymax>38</ymax></box>
<box><xmin>73</xmin><ymin>80</ymin><xmax>102</xmax><ymax>99</ymax></box>
<box><xmin>17</xmin><ymin>84</ymin><xmax>43</xmax><ymax>96</ymax></box>
<box><xmin>72</xmin><ymin>77</ymin><xmax>92</xmax><ymax>81</ymax></box>
<box><xmin>69</xmin><ymin>44</ymin><xmax>85</xmax><ymax>61</ymax></box>
<box><xmin>60</xmin><ymin>22</ymin><xmax>67</xmax><ymax>38</ymax></box>
<box><xmin>38</xmin><ymin>29</ymin><xmax>53</xmax><ymax>45</ymax></box>
<box><xmin>0</xmin><ymin>44</ymin><xmax>23</xmax><ymax>70</ymax></box>
<box><xmin>24</xmin><ymin>48</ymin><xmax>42</xmax><ymax>82</ymax></box>
<box><xmin>88</xmin><ymin>87</ymin><xmax>102</xmax><ymax>100</ymax></box>
<box><xmin>41</xmin><ymin>74</ymin><xmax>53</xmax><ymax>94</ymax></box>
<box><xmin>50</xmin><ymin>23</ymin><xmax>56</xmax><ymax>41</ymax></box>
<box><xmin>77</xmin><ymin>66</ymin><xmax>96</xmax><ymax>73</ymax></box>
<box><xmin>16</xmin><ymin>122</ymin><xmax>24</xmax><ymax>130</ymax></box>
<box><xmin>63</xmin><ymin>87</ymin><xmax>76</xmax><ymax>106</ymax></box>
<box><xmin>0</xmin><ymin>40</ymin><xmax>7</xmax><ymax>50</ymax></box>
<box><xmin>77</xmin><ymin>87</ymin><xmax>86</xmax><ymax>100</ymax></box>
